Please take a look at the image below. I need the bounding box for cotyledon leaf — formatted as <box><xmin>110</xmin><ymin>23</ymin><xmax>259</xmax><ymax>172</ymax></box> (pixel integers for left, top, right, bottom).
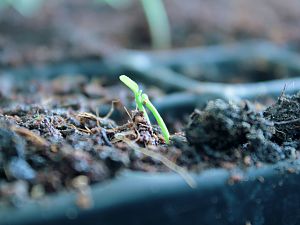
<box><xmin>119</xmin><ymin>75</ymin><xmax>139</xmax><ymax>95</ymax></box>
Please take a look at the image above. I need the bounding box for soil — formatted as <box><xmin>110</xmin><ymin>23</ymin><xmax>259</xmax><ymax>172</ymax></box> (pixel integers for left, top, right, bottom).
<box><xmin>0</xmin><ymin>73</ymin><xmax>299</xmax><ymax>208</ymax></box>
<box><xmin>185</xmin><ymin>98</ymin><xmax>298</xmax><ymax>166</ymax></box>
<box><xmin>0</xmin><ymin>75</ymin><xmax>194</xmax><ymax>208</ymax></box>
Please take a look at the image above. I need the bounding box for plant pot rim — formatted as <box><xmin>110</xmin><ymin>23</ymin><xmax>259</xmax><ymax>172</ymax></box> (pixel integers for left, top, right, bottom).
<box><xmin>1</xmin><ymin>159</ymin><xmax>299</xmax><ymax>225</ymax></box>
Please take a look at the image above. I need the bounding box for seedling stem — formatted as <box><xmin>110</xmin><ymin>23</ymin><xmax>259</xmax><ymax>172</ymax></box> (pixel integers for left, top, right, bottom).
<box><xmin>119</xmin><ymin>75</ymin><xmax>170</xmax><ymax>144</ymax></box>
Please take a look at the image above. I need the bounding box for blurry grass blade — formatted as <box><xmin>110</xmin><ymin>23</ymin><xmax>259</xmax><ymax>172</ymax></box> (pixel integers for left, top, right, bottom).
<box><xmin>140</xmin><ymin>0</ymin><xmax>171</xmax><ymax>49</ymax></box>
<box><xmin>119</xmin><ymin>75</ymin><xmax>140</xmax><ymax>94</ymax></box>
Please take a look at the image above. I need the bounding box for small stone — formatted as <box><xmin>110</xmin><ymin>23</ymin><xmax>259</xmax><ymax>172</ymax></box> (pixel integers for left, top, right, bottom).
<box><xmin>7</xmin><ymin>157</ymin><xmax>36</xmax><ymax>180</ymax></box>
<box><xmin>31</xmin><ymin>184</ymin><xmax>45</xmax><ymax>199</ymax></box>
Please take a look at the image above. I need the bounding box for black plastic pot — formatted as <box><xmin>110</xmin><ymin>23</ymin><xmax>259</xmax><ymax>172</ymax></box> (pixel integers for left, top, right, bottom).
<box><xmin>1</xmin><ymin>42</ymin><xmax>300</xmax><ymax>225</ymax></box>
<box><xmin>1</xmin><ymin>160</ymin><xmax>300</xmax><ymax>225</ymax></box>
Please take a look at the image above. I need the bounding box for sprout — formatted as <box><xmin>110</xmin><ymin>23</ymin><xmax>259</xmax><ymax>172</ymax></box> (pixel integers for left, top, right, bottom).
<box><xmin>119</xmin><ymin>75</ymin><xmax>149</xmax><ymax>122</ymax></box>
<box><xmin>119</xmin><ymin>75</ymin><xmax>170</xmax><ymax>144</ymax></box>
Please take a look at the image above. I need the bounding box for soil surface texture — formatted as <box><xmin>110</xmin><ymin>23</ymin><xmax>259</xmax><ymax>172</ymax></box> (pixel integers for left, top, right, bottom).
<box><xmin>0</xmin><ymin>75</ymin><xmax>299</xmax><ymax>208</ymax></box>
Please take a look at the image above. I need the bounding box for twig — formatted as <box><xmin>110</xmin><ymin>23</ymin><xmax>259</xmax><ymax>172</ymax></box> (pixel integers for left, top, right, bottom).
<box><xmin>11</xmin><ymin>126</ymin><xmax>50</xmax><ymax>147</ymax></box>
<box><xmin>273</xmin><ymin>118</ymin><xmax>300</xmax><ymax>125</ymax></box>
<box><xmin>103</xmin><ymin>100</ymin><xmax>119</xmax><ymax>120</ymax></box>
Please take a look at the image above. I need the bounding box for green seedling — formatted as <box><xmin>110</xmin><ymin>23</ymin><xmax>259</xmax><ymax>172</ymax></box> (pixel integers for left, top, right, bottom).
<box><xmin>119</xmin><ymin>75</ymin><xmax>170</xmax><ymax>144</ymax></box>
<box><xmin>119</xmin><ymin>75</ymin><xmax>149</xmax><ymax>122</ymax></box>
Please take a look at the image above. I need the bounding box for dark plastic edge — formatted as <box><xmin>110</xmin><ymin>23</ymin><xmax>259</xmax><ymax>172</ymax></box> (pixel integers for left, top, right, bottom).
<box><xmin>1</xmin><ymin>159</ymin><xmax>300</xmax><ymax>225</ymax></box>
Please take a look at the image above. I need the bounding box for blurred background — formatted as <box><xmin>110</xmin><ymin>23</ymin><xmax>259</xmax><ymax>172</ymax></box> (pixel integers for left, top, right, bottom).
<box><xmin>1</xmin><ymin>0</ymin><xmax>300</xmax><ymax>67</ymax></box>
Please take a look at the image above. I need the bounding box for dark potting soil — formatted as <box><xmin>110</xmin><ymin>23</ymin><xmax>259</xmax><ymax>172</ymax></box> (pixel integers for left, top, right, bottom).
<box><xmin>185</xmin><ymin>98</ymin><xmax>298</xmax><ymax>167</ymax></box>
<box><xmin>0</xmin><ymin>75</ymin><xmax>299</xmax><ymax>208</ymax></box>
